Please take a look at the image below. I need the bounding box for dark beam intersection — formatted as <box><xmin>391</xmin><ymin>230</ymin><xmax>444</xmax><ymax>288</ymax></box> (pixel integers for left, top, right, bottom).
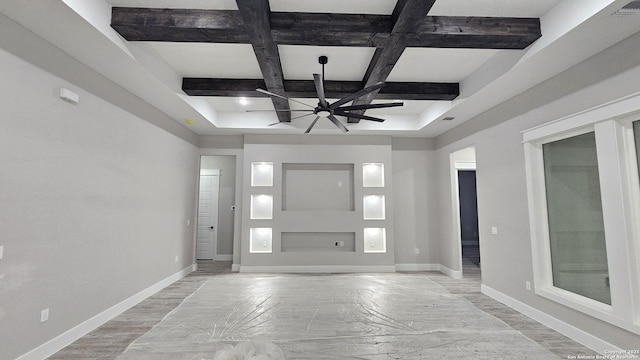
<box><xmin>111</xmin><ymin>3</ymin><xmax>542</xmax><ymax>123</ymax></box>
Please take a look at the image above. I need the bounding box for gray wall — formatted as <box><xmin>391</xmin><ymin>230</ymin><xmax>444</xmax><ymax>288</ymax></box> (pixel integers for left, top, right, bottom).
<box><xmin>0</xmin><ymin>48</ymin><xmax>199</xmax><ymax>359</ymax></box>
<box><xmin>200</xmin><ymin>155</ymin><xmax>236</xmax><ymax>257</ymax></box>
<box><xmin>391</xmin><ymin>138</ymin><xmax>439</xmax><ymax>265</ymax></box>
<box><xmin>433</xmin><ymin>33</ymin><xmax>640</xmax><ymax>350</ymax></box>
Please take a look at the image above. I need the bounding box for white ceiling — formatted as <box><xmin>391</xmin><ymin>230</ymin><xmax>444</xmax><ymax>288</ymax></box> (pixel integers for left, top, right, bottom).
<box><xmin>1</xmin><ymin>0</ymin><xmax>640</xmax><ymax>136</ymax></box>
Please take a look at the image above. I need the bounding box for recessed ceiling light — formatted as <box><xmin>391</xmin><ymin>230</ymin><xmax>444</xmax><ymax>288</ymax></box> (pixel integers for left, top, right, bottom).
<box><xmin>238</xmin><ymin>97</ymin><xmax>250</xmax><ymax>106</ymax></box>
<box><xmin>184</xmin><ymin>119</ymin><xmax>194</xmax><ymax>125</ymax></box>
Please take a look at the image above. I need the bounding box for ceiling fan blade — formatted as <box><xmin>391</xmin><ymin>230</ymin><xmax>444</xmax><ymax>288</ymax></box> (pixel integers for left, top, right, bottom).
<box><xmin>329</xmin><ymin>82</ymin><xmax>385</xmax><ymax>109</ymax></box>
<box><xmin>336</xmin><ymin>102</ymin><xmax>403</xmax><ymax>112</ymax></box>
<box><xmin>304</xmin><ymin>116</ymin><xmax>321</xmax><ymax>134</ymax></box>
<box><xmin>334</xmin><ymin>111</ymin><xmax>385</xmax><ymax>122</ymax></box>
<box><xmin>256</xmin><ymin>88</ymin><xmax>315</xmax><ymax>109</ymax></box>
<box><xmin>246</xmin><ymin>109</ymin><xmax>312</xmax><ymax>112</ymax></box>
<box><xmin>291</xmin><ymin>113</ymin><xmax>316</xmax><ymax>121</ymax></box>
<box><xmin>328</xmin><ymin>114</ymin><xmax>349</xmax><ymax>133</ymax></box>
<box><xmin>267</xmin><ymin>113</ymin><xmax>314</xmax><ymax>126</ymax></box>
<box><xmin>313</xmin><ymin>73</ymin><xmax>328</xmax><ymax>107</ymax></box>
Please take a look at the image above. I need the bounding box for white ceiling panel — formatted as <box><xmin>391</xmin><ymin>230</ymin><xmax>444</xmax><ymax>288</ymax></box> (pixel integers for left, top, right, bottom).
<box><xmin>388</xmin><ymin>48</ymin><xmax>499</xmax><ymax>82</ymax></box>
<box><xmin>428</xmin><ymin>0</ymin><xmax>562</xmax><ymax>17</ymax></box>
<box><xmin>107</xmin><ymin>0</ymin><xmax>238</xmax><ymax>9</ymax></box>
<box><xmin>269</xmin><ymin>0</ymin><xmax>396</xmax><ymax>14</ymax></box>
<box><xmin>279</xmin><ymin>45</ymin><xmax>376</xmax><ymax>81</ymax></box>
<box><xmin>204</xmin><ymin>97</ymin><xmax>276</xmax><ymax>112</ymax></box>
<box><xmin>146</xmin><ymin>43</ymin><xmax>262</xmax><ymax>78</ymax></box>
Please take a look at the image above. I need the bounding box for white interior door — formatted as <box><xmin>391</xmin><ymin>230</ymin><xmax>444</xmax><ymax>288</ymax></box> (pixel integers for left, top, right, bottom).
<box><xmin>196</xmin><ymin>172</ymin><xmax>220</xmax><ymax>260</ymax></box>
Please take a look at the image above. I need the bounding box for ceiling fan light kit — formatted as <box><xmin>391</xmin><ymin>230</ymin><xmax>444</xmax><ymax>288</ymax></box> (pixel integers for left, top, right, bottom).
<box><xmin>255</xmin><ymin>56</ymin><xmax>404</xmax><ymax>134</ymax></box>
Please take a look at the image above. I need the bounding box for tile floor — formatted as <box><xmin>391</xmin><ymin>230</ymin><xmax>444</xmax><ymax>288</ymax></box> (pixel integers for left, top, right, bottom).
<box><xmin>48</xmin><ymin>260</ymin><xmax>597</xmax><ymax>359</ymax></box>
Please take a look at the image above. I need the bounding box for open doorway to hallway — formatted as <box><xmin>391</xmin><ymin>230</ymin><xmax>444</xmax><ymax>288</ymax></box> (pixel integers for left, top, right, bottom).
<box><xmin>452</xmin><ymin>146</ymin><xmax>480</xmax><ymax>278</ymax></box>
<box><xmin>197</xmin><ymin>155</ymin><xmax>237</xmax><ymax>273</ymax></box>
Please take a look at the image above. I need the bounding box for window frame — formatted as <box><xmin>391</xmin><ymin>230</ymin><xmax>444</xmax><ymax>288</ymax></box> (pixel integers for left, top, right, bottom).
<box><xmin>523</xmin><ymin>93</ymin><xmax>640</xmax><ymax>335</ymax></box>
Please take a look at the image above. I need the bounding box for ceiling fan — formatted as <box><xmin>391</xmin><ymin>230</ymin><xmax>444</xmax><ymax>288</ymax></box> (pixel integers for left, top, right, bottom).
<box><xmin>253</xmin><ymin>56</ymin><xmax>403</xmax><ymax>133</ymax></box>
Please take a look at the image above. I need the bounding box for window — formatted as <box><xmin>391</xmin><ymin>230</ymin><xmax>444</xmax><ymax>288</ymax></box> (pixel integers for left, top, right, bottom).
<box><xmin>523</xmin><ymin>93</ymin><xmax>640</xmax><ymax>335</ymax></box>
<box><xmin>542</xmin><ymin>132</ymin><xmax>610</xmax><ymax>304</ymax></box>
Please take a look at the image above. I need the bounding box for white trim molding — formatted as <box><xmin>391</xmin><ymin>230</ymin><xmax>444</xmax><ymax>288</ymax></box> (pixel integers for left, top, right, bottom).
<box><xmin>16</xmin><ymin>265</ymin><xmax>195</xmax><ymax>360</ymax></box>
<box><xmin>481</xmin><ymin>284</ymin><xmax>638</xmax><ymax>358</ymax></box>
<box><xmin>439</xmin><ymin>264</ymin><xmax>463</xmax><ymax>279</ymax></box>
<box><xmin>239</xmin><ymin>265</ymin><xmax>397</xmax><ymax>273</ymax></box>
<box><xmin>395</xmin><ymin>263</ymin><xmax>440</xmax><ymax>272</ymax></box>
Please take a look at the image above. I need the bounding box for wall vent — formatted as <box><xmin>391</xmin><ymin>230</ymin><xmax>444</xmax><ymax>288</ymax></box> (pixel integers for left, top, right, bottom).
<box><xmin>612</xmin><ymin>0</ymin><xmax>640</xmax><ymax>16</ymax></box>
<box><xmin>442</xmin><ymin>117</ymin><xmax>455</xmax><ymax>121</ymax></box>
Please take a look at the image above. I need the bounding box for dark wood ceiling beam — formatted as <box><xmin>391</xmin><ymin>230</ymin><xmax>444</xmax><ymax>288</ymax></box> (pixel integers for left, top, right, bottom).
<box><xmin>110</xmin><ymin>7</ymin><xmax>249</xmax><ymax>43</ymax></box>
<box><xmin>349</xmin><ymin>0</ymin><xmax>436</xmax><ymax>123</ymax></box>
<box><xmin>182</xmin><ymin>78</ymin><xmax>459</xmax><ymax>100</ymax></box>
<box><xmin>111</xmin><ymin>7</ymin><xmax>541</xmax><ymax>49</ymax></box>
<box><xmin>236</xmin><ymin>0</ymin><xmax>290</xmax><ymax>122</ymax></box>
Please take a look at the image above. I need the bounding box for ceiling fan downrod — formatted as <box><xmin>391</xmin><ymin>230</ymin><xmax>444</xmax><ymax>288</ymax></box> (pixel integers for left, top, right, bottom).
<box><xmin>319</xmin><ymin>55</ymin><xmax>328</xmax><ymax>84</ymax></box>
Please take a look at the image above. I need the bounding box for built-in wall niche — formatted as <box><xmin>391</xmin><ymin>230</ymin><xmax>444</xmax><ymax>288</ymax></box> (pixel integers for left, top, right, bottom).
<box><xmin>250</xmin><ymin>227</ymin><xmax>272</xmax><ymax>253</ymax></box>
<box><xmin>251</xmin><ymin>162</ymin><xmax>273</xmax><ymax>187</ymax></box>
<box><xmin>363</xmin><ymin>195</ymin><xmax>386</xmax><ymax>220</ymax></box>
<box><xmin>281</xmin><ymin>232</ymin><xmax>356</xmax><ymax>252</ymax></box>
<box><xmin>282</xmin><ymin>163</ymin><xmax>354</xmax><ymax>211</ymax></box>
<box><xmin>363</xmin><ymin>163</ymin><xmax>384</xmax><ymax>187</ymax></box>
<box><xmin>364</xmin><ymin>228</ymin><xmax>386</xmax><ymax>253</ymax></box>
<box><xmin>250</xmin><ymin>194</ymin><xmax>273</xmax><ymax>219</ymax></box>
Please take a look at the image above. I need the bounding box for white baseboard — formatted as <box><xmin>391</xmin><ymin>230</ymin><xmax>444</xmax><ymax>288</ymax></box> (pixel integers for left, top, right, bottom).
<box><xmin>213</xmin><ymin>254</ymin><xmax>233</xmax><ymax>261</ymax></box>
<box><xmin>439</xmin><ymin>264</ymin><xmax>463</xmax><ymax>279</ymax></box>
<box><xmin>16</xmin><ymin>265</ymin><xmax>195</xmax><ymax>360</ymax></box>
<box><xmin>395</xmin><ymin>263</ymin><xmax>440</xmax><ymax>272</ymax></box>
<box><xmin>231</xmin><ymin>263</ymin><xmax>240</xmax><ymax>272</ymax></box>
<box><xmin>481</xmin><ymin>284</ymin><xmax>633</xmax><ymax>356</ymax></box>
<box><xmin>192</xmin><ymin>263</ymin><xmax>198</xmax><ymax>271</ymax></box>
<box><xmin>239</xmin><ymin>265</ymin><xmax>397</xmax><ymax>273</ymax></box>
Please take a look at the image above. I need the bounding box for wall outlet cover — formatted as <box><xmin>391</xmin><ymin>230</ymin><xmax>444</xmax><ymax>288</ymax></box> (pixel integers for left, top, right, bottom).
<box><xmin>40</xmin><ymin>308</ymin><xmax>49</xmax><ymax>323</ymax></box>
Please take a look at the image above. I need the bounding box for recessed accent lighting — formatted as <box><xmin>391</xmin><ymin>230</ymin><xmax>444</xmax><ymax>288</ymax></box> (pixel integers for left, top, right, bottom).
<box><xmin>442</xmin><ymin>117</ymin><xmax>455</xmax><ymax>121</ymax></box>
<box><xmin>184</xmin><ymin>119</ymin><xmax>194</xmax><ymax>125</ymax></box>
<box><xmin>238</xmin><ymin>97</ymin><xmax>250</xmax><ymax>106</ymax></box>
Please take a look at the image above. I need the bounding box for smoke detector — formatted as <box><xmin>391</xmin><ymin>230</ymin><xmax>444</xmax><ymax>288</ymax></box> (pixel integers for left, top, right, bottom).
<box><xmin>612</xmin><ymin>0</ymin><xmax>640</xmax><ymax>16</ymax></box>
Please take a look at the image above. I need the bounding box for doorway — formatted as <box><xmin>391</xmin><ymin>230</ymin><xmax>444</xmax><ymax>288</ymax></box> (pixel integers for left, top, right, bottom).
<box><xmin>197</xmin><ymin>156</ymin><xmax>236</xmax><ymax>266</ymax></box>
<box><xmin>458</xmin><ymin>170</ymin><xmax>479</xmax><ymax>266</ymax></box>
<box><xmin>452</xmin><ymin>146</ymin><xmax>480</xmax><ymax>277</ymax></box>
<box><xmin>196</xmin><ymin>171</ymin><xmax>220</xmax><ymax>260</ymax></box>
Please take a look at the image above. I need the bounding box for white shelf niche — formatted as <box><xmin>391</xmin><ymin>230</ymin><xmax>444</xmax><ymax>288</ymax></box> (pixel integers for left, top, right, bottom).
<box><xmin>363</xmin><ymin>163</ymin><xmax>384</xmax><ymax>187</ymax></box>
<box><xmin>251</xmin><ymin>162</ymin><xmax>274</xmax><ymax>187</ymax></box>
<box><xmin>250</xmin><ymin>194</ymin><xmax>273</xmax><ymax>219</ymax></box>
<box><xmin>363</xmin><ymin>194</ymin><xmax>385</xmax><ymax>220</ymax></box>
<box><xmin>250</xmin><ymin>227</ymin><xmax>272</xmax><ymax>253</ymax></box>
<box><xmin>364</xmin><ymin>227</ymin><xmax>386</xmax><ymax>253</ymax></box>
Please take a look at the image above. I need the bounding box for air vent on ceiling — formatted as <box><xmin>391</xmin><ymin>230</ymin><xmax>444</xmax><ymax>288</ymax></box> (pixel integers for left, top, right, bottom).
<box><xmin>612</xmin><ymin>0</ymin><xmax>640</xmax><ymax>16</ymax></box>
<box><xmin>442</xmin><ymin>117</ymin><xmax>455</xmax><ymax>121</ymax></box>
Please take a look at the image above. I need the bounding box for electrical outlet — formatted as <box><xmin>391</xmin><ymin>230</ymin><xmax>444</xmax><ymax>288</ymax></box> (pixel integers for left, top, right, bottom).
<box><xmin>40</xmin><ymin>308</ymin><xmax>49</xmax><ymax>323</ymax></box>
<box><xmin>526</xmin><ymin>281</ymin><xmax>531</xmax><ymax>291</ymax></box>
<box><xmin>0</xmin><ymin>245</ymin><xmax>4</xmax><ymax>260</ymax></box>
<box><xmin>186</xmin><ymin>219</ymin><xmax>190</xmax><ymax>226</ymax></box>
<box><xmin>175</xmin><ymin>255</ymin><xmax>179</xmax><ymax>262</ymax></box>
<box><xmin>491</xmin><ymin>226</ymin><xmax>498</xmax><ymax>235</ymax></box>
<box><xmin>339</xmin><ymin>240</ymin><xmax>344</xmax><ymax>247</ymax></box>
<box><xmin>414</xmin><ymin>248</ymin><xmax>420</xmax><ymax>255</ymax></box>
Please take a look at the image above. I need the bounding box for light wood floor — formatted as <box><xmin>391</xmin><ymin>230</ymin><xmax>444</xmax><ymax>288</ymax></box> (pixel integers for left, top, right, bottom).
<box><xmin>48</xmin><ymin>260</ymin><xmax>597</xmax><ymax>359</ymax></box>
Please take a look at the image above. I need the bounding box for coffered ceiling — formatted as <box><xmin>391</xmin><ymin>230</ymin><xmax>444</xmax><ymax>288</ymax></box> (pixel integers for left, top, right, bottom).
<box><xmin>2</xmin><ymin>0</ymin><xmax>640</xmax><ymax>136</ymax></box>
